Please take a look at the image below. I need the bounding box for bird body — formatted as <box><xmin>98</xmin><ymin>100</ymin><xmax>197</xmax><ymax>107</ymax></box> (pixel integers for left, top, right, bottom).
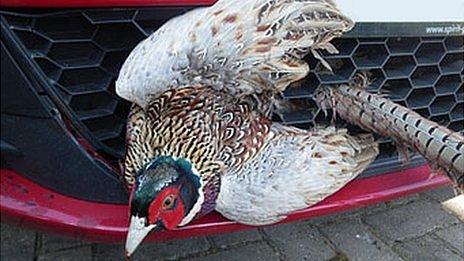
<box><xmin>124</xmin><ymin>86</ymin><xmax>379</xmax><ymax>223</ymax></box>
<box><xmin>122</xmin><ymin>86</ymin><xmax>378</xmax><ymax>255</ymax></box>
<box><xmin>116</xmin><ymin>0</ymin><xmax>365</xmax><ymax>256</ymax></box>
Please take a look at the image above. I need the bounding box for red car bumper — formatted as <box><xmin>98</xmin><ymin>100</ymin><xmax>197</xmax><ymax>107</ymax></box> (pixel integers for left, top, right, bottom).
<box><xmin>1</xmin><ymin>166</ymin><xmax>449</xmax><ymax>243</ymax></box>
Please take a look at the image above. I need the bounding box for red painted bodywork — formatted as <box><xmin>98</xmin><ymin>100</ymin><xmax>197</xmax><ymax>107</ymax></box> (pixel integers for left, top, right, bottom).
<box><xmin>1</xmin><ymin>167</ymin><xmax>449</xmax><ymax>243</ymax></box>
<box><xmin>0</xmin><ymin>0</ymin><xmax>216</xmax><ymax>8</ymax></box>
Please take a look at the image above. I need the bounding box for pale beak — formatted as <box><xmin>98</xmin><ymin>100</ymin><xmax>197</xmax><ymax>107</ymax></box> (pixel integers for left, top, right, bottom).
<box><xmin>125</xmin><ymin>215</ymin><xmax>157</xmax><ymax>257</ymax></box>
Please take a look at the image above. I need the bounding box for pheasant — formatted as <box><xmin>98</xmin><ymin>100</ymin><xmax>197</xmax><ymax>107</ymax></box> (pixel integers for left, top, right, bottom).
<box><xmin>115</xmin><ymin>0</ymin><xmax>372</xmax><ymax>256</ymax></box>
<box><xmin>116</xmin><ymin>0</ymin><xmax>464</xmax><ymax>256</ymax></box>
<box><xmin>122</xmin><ymin>86</ymin><xmax>378</xmax><ymax>256</ymax></box>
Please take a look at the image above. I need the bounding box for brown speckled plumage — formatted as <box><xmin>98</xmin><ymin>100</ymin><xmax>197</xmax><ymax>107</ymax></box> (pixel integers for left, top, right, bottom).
<box><xmin>123</xmin><ymin>87</ymin><xmax>271</xmax><ymax>212</ymax></box>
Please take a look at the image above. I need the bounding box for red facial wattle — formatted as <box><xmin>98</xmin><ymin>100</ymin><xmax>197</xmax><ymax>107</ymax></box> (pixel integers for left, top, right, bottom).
<box><xmin>148</xmin><ymin>186</ymin><xmax>185</xmax><ymax>230</ymax></box>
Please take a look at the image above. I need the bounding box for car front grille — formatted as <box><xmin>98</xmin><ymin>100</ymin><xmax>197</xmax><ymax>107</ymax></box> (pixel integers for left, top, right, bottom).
<box><xmin>2</xmin><ymin>8</ymin><xmax>463</xmax><ymax>176</ymax></box>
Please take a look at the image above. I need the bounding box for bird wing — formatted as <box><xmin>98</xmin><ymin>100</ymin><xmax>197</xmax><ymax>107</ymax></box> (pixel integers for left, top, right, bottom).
<box><xmin>116</xmin><ymin>0</ymin><xmax>353</xmax><ymax>108</ymax></box>
<box><xmin>215</xmin><ymin>125</ymin><xmax>378</xmax><ymax>225</ymax></box>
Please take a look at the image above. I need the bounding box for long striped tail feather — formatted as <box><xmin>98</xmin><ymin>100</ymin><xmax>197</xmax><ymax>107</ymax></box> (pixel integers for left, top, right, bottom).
<box><xmin>315</xmin><ymin>74</ymin><xmax>464</xmax><ymax>193</ymax></box>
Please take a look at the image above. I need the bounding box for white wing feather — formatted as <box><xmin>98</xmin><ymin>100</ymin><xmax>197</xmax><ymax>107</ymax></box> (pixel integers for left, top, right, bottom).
<box><xmin>116</xmin><ymin>0</ymin><xmax>353</xmax><ymax>108</ymax></box>
<box><xmin>215</xmin><ymin>125</ymin><xmax>378</xmax><ymax>225</ymax></box>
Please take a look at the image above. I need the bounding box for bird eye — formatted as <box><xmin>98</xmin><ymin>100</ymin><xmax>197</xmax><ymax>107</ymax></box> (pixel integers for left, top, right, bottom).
<box><xmin>162</xmin><ymin>194</ymin><xmax>175</xmax><ymax>210</ymax></box>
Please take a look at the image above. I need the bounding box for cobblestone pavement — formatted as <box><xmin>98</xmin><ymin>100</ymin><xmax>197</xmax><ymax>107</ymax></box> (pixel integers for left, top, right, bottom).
<box><xmin>1</xmin><ymin>186</ymin><xmax>463</xmax><ymax>261</ymax></box>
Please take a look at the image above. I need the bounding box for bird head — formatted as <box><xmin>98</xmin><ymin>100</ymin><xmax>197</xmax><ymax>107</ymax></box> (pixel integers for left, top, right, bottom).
<box><xmin>125</xmin><ymin>156</ymin><xmax>203</xmax><ymax>257</ymax></box>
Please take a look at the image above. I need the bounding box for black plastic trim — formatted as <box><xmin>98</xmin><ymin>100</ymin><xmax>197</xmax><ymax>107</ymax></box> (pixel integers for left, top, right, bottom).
<box><xmin>1</xmin><ymin>34</ymin><xmax>128</xmax><ymax>203</ymax></box>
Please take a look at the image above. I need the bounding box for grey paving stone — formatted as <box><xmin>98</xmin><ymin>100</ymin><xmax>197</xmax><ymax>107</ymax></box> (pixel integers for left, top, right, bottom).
<box><xmin>2</xmin><ymin>192</ymin><xmax>462</xmax><ymax>261</ymax></box>
<box><xmin>40</xmin><ymin>233</ymin><xmax>91</xmax><ymax>254</ymax></box>
<box><xmin>0</xmin><ymin>223</ymin><xmax>36</xmax><ymax>261</ymax></box>
<box><xmin>312</xmin><ymin>190</ymin><xmax>423</xmax><ymax>228</ymax></box>
<box><xmin>363</xmin><ymin>200</ymin><xmax>459</xmax><ymax>242</ymax></box>
<box><xmin>384</xmin><ymin>194</ymin><xmax>419</xmax><ymax>208</ymax></box>
<box><xmin>131</xmin><ymin>236</ymin><xmax>211</xmax><ymax>260</ymax></box>
<box><xmin>190</xmin><ymin>242</ymin><xmax>279</xmax><ymax>261</ymax></box>
<box><xmin>36</xmin><ymin>233</ymin><xmax>93</xmax><ymax>260</ymax></box>
<box><xmin>422</xmin><ymin>185</ymin><xmax>455</xmax><ymax>203</ymax></box>
<box><xmin>209</xmin><ymin>229</ymin><xmax>262</xmax><ymax>249</ymax></box>
<box><xmin>38</xmin><ymin>246</ymin><xmax>93</xmax><ymax>261</ymax></box>
<box><xmin>434</xmin><ymin>223</ymin><xmax>464</xmax><ymax>255</ymax></box>
<box><xmin>91</xmin><ymin>243</ymin><xmax>125</xmax><ymax>261</ymax></box>
<box><xmin>394</xmin><ymin>234</ymin><xmax>463</xmax><ymax>261</ymax></box>
<box><xmin>319</xmin><ymin>219</ymin><xmax>401</xmax><ymax>261</ymax></box>
<box><xmin>262</xmin><ymin>221</ymin><xmax>336</xmax><ymax>261</ymax></box>
<box><xmin>308</xmin><ymin>207</ymin><xmax>371</xmax><ymax>226</ymax></box>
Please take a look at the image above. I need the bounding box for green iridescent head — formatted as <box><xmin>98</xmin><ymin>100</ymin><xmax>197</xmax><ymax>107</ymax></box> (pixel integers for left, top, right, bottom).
<box><xmin>126</xmin><ymin>156</ymin><xmax>203</xmax><ymax>256</ymax></box>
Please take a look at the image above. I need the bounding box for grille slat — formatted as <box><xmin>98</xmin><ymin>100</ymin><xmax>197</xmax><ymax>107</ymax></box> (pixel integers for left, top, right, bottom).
<box><xmin>2</xmin><ymin>8</ymin><xmax>463</xmax><ymax>174</ymax></box>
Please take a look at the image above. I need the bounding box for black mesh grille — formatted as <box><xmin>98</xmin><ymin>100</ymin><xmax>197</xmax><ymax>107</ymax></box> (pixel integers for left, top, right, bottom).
<box><xmin>2</xmin><ymin>8</ymin><xmax>463</xmax><ymax>175</ymax></box>
<box><xmin>1</xmin><ymin>8</ymin><xmax>196</xmax><ymax>159</ymax></box>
